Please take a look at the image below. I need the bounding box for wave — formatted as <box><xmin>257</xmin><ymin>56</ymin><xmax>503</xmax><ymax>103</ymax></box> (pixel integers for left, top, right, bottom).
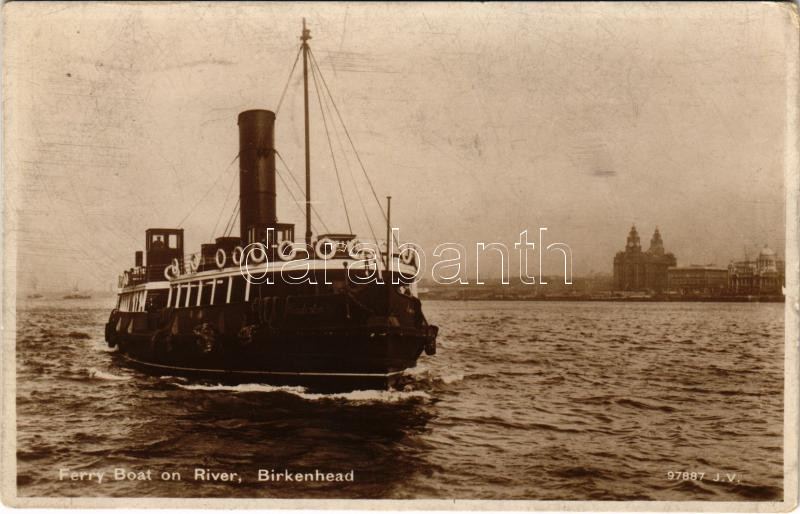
<box><xmin>300</xmin><ymin>389</ymin><xmax>430</xmax><ymax>402</ymax></box>
<box><xmin>402</xmin><ymin>364</ymin><xmax>464</xmax><ymax>385</ymax></box>
<box><xmin>441</xmin><ymin>372</ymin><xmax>464</xmax><ymax>384</ymax></box>
<box><xmin>91</xmin><ymin>340</ymin><xmax>117</xmax><ymax>353</ymax></box>
<box><xmin>174</xmin><ymin>382</ymin><xmax>429</xmax><ymax>403</ymax></box>
<box><xmin>176</xmin><ymin>382</ymin><xmax>307</xmax><ymax>394</ymax></box>
<box><xmin>87</xmin><ymin>368</ymin><xmax>132</xmax><ymax>381</ymax></box>
<box><xmin>159</xmin><ymin>375</ymin><xmax>189</xmax><ymax>383</ymax></box>
<box><xmin>615</xmin><ymin>398</ymin><xmax>676</xmax><ymax>413</ymax></box>
<box><xmin>730</xmin><ymin>483</ymin><xmax>783</xmax><ymax>500</ymax></box>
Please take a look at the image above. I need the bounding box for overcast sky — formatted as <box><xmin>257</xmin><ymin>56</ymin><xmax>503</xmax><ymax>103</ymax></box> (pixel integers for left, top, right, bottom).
<box><xmin>5</xmin><ymin>2</ymin><xmax>795</xmax><ymax>291</ymax></box>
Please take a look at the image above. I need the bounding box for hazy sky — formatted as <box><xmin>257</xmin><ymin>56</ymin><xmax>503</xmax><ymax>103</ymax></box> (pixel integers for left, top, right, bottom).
<box><xmin>5</xmin><ymin>2</ymin><xmax>795</xmax><ymax>291</ymax></box>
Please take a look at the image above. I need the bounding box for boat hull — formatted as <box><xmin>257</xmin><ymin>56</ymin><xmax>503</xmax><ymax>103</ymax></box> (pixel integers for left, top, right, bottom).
<box><xmin>108</xmin><ymin>318</ymin><xmax>435</xmax><ymax>392</ymax></box>
<box><xmin>115</xmin><ymin>353</ymin><xmax>408</xmax><ymax>391</ymax></box>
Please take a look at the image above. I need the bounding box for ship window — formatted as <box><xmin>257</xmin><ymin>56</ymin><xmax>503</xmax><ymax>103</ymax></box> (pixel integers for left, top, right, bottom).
<box><xmin>147</xmin><ymin>290</ymin><xmax>166</xmax><ymax>311</ymax></box>
<box><xmin>212</xmin><ymin>278</ymin><xmax>227</xmax><ymax>305</ymax></box>
<box><xmin>186</xmin><ymin>283</ymin><xmax>198</xmax><ymax>307</ymax></box>
<box><xmin>230</xmin><ymin>276</ymin><xmax>246</xmax><ymax>303</ymax></box>
<box><xmin>197</xmin><ymin>280</ymin><xmax>208</xmax><ymax>305</ymax></box>
<box><xmin>200</xmin><ymin>280</ymin><xmax>214</xmax><ymax>305</ymax></box>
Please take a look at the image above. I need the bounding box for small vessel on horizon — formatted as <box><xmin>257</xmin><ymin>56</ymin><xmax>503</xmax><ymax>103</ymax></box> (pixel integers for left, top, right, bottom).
<box><xmin>26</xmin><ymin>279</ymin><xmax>44</xmax><ymax>299</ymax></box>
<box><xmin>63</xmin><ymin>283</ymin><xmax>91</xmax><ymax>300</ymax></box>
<box><xmin>104</xmin><ymin>21</ymin><xmax>438</xmax><ymax>391</ymax></box>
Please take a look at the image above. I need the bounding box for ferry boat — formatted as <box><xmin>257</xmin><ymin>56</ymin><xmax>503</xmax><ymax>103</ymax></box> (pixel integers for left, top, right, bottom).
<box><xmin>104</xmin><ymin>22</ymin><xmax>437</xmax><ymax>391</ymax></box>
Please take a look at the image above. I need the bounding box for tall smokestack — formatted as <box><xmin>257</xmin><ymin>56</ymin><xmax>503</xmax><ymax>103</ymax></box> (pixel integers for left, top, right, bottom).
<box><xmin>238</xmin><ymin>110</ymin><xmax>277</xmax><ymax>245</ymax></box>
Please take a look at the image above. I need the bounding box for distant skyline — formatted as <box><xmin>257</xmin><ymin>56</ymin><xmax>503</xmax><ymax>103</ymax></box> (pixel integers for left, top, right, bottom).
<box><xmin>5</xmin><ymin>3</ymin><xmax>791</xmax><ymax>292</ymax></box>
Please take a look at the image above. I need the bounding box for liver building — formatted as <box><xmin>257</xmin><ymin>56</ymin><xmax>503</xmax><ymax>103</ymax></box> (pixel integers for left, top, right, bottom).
<box><xmin>613</xmin><ymin>225</ymin><xmax>676</xmax><ymax>293</ymax></box>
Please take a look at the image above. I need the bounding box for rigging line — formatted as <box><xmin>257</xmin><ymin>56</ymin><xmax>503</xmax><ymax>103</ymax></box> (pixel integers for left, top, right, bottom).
<box><xmin>275</xmin><ymin>45</ymin><xmax>303</xmax><ymax>116</ymax></box>
<box><xmin>308</xmin><ymin>48</ymin><xmax>388</xmax><ymax>222</ymax></box>
<box><xmin>274</xmin><ymin>150</ymin><xmax>331</xmax><ymax>233</ymax></box>
<box><xmin>175</xmin><ymin>155</ymin><xmax>237</xmax><ymax>228</ymax></box>
<box><xmin>275</xmin><ymin>166</ymin><xmax>309</xmax><ymax>220</ymax></box>
<box><xmin>275</xmin><ymin>151</ymin><xmax>328</xmax><ymax>233</ymax></box>
<box><xmin>210</xmin><ymin>168</ymin><xmax>239</xmax><ymax>240</ymax></box>
<box><xmin>309</xmin><ymin>55</ymin><xmax>352</xmax><ymax>233</ymax></box>
<box><xmin>224</xmin><ymin>201</ymin><xmax>241</xmax><ymax>238</ymax></box>
<box><xmin>221</xmin><ymin>203</ymin><xmax>235</xmax><ymax>238</ymax></box>
<box><xmin>228</xmin><ymin>200</ymin><xmax>240</xmax><ymax>235</ymax></box>
<box><xmin>314</xmin><ymin>60</ymin><xmax>378</xmax><ymax>244</ymax></box>
<box><xmin>310</xmin><ymin>49</ymin><xmax>397</xmax><ymax>247</ymax></box>
<box><xmin>222</xmin><ymin>198</ymin><xmax>240</xmax><ymax>238</ymax></box>
<box><xmin>274</xmin><ymin>150</ymin><xmax>305</xmax><ymax>194</ymax></box>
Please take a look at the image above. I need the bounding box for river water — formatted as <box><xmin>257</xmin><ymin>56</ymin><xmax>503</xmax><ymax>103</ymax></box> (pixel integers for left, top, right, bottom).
<box><xmin>16</xmin><ymin>299</ymin><xmax>784</xmax><ymax>500</ymax></box>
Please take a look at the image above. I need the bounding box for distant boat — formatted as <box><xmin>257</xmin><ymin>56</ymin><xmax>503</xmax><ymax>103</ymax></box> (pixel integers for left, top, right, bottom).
<box><xmin>63</xmin><ymin>284</ymin><xmax>91</xmax><ymax>300</ymax></box>
<box><xmin>27</xmin><ymin>279</ymin><xmax>44</xmax><ymax>299</ymax></box>
<box><xmin>63</xmin><ymin>293</ymin><xmax>91</xmax><ymax>300</ymax></box>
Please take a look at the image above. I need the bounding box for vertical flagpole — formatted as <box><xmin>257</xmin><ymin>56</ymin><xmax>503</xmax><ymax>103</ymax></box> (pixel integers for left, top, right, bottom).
<box><xmin>385</xmin><ymin>196</ymin><xmax>392</xmax><ymax>270</ymax></box>
<box><xmin>301</xmin><ymin>19</ymin><xmax>312</xmax><ymax>246</ymax></box>
<box><xmin>386</xmin><ymin>196</ymin><xmax>392</xmax><ymax>307</ymax></box>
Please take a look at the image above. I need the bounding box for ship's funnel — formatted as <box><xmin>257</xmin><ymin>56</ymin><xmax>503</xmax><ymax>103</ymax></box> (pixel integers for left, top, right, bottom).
<box><xmin>238</xmin><ymin>109</ymin><xmax>277</xmax><ymax>245</ymax></box>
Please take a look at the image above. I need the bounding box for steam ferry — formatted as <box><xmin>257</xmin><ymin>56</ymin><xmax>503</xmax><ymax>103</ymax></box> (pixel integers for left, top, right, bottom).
<box><xmin>104</xmin><ymin>22</ymin><xmax>437</xmax><ymax>391</ymax></box>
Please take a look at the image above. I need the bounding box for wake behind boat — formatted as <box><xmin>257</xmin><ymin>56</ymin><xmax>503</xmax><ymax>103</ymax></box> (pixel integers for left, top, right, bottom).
<box><xmin>104</xmin><ymin>21</ymin><xmax>437</xmax><ymax>392</ymax></box>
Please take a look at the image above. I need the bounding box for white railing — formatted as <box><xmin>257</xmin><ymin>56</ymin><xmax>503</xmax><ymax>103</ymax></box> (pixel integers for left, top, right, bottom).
<box><xmin>167</xmin><ymin>237</ymin><xmax>420</xmax><ymax>280</ymax></box>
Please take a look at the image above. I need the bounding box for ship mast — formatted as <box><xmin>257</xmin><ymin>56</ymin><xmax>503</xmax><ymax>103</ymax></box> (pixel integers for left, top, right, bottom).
<box><xmin>301</xmin><ymin>19</ymin><xmax>312</xmax><ymax>246</ymax></box>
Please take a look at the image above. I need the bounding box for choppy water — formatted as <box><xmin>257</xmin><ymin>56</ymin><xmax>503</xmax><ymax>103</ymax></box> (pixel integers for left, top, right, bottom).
<box><xmin>16</xmin><ymin>299</ymin><xmax>784</xmax><ymax>500</ymax></box>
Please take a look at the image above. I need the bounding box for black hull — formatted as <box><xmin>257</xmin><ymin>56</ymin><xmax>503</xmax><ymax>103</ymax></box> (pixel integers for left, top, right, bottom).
<box><xmin>117</xmin><ymin>353</ymin><xmax>406</xmax><ymax>392</ymax></box>
<box><xmin>108</xmin><ymin>317</ymin><xmax>436</xmax><ymax>392</ymax></box>
<box><xmin>107</xmin><ymin>286</ymin><xmax>437</xmax><ymax>392</ymax></box>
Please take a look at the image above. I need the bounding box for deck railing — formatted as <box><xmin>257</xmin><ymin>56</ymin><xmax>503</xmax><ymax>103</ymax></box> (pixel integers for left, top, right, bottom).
<box><xmin>166</xmin><ymin>239</ymin><xmax>419</xmax><ymax>280</ymax></box>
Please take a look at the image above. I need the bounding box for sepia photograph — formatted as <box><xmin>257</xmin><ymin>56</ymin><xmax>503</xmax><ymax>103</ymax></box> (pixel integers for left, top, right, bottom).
<box><xmin>2</xmin><ymin>2</ymin><xmax>798</xmax><ymax>510</ymax></box>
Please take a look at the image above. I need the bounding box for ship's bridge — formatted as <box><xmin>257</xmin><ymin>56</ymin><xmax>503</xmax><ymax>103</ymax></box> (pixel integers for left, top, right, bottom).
<box><xmin>118</xmin><ymin>228</ymin><xmax>184</xmax><ymax>288</ymax></box>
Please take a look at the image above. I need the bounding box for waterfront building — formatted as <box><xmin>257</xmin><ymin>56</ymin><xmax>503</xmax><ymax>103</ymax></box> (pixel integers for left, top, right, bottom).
<box><xmin>613</xmin><ymin>226</ymin><xmax>676</xmax><ymax>293</ymax></box>
<box><xmin>728</xmin><ymin>246</ymin><xmax>784</xmax><ymax>295</ymax></box>
<box><xmin>667</xmin><ymin>265</ymin><xmax>729</xmax><ymax>295</ymax></box>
